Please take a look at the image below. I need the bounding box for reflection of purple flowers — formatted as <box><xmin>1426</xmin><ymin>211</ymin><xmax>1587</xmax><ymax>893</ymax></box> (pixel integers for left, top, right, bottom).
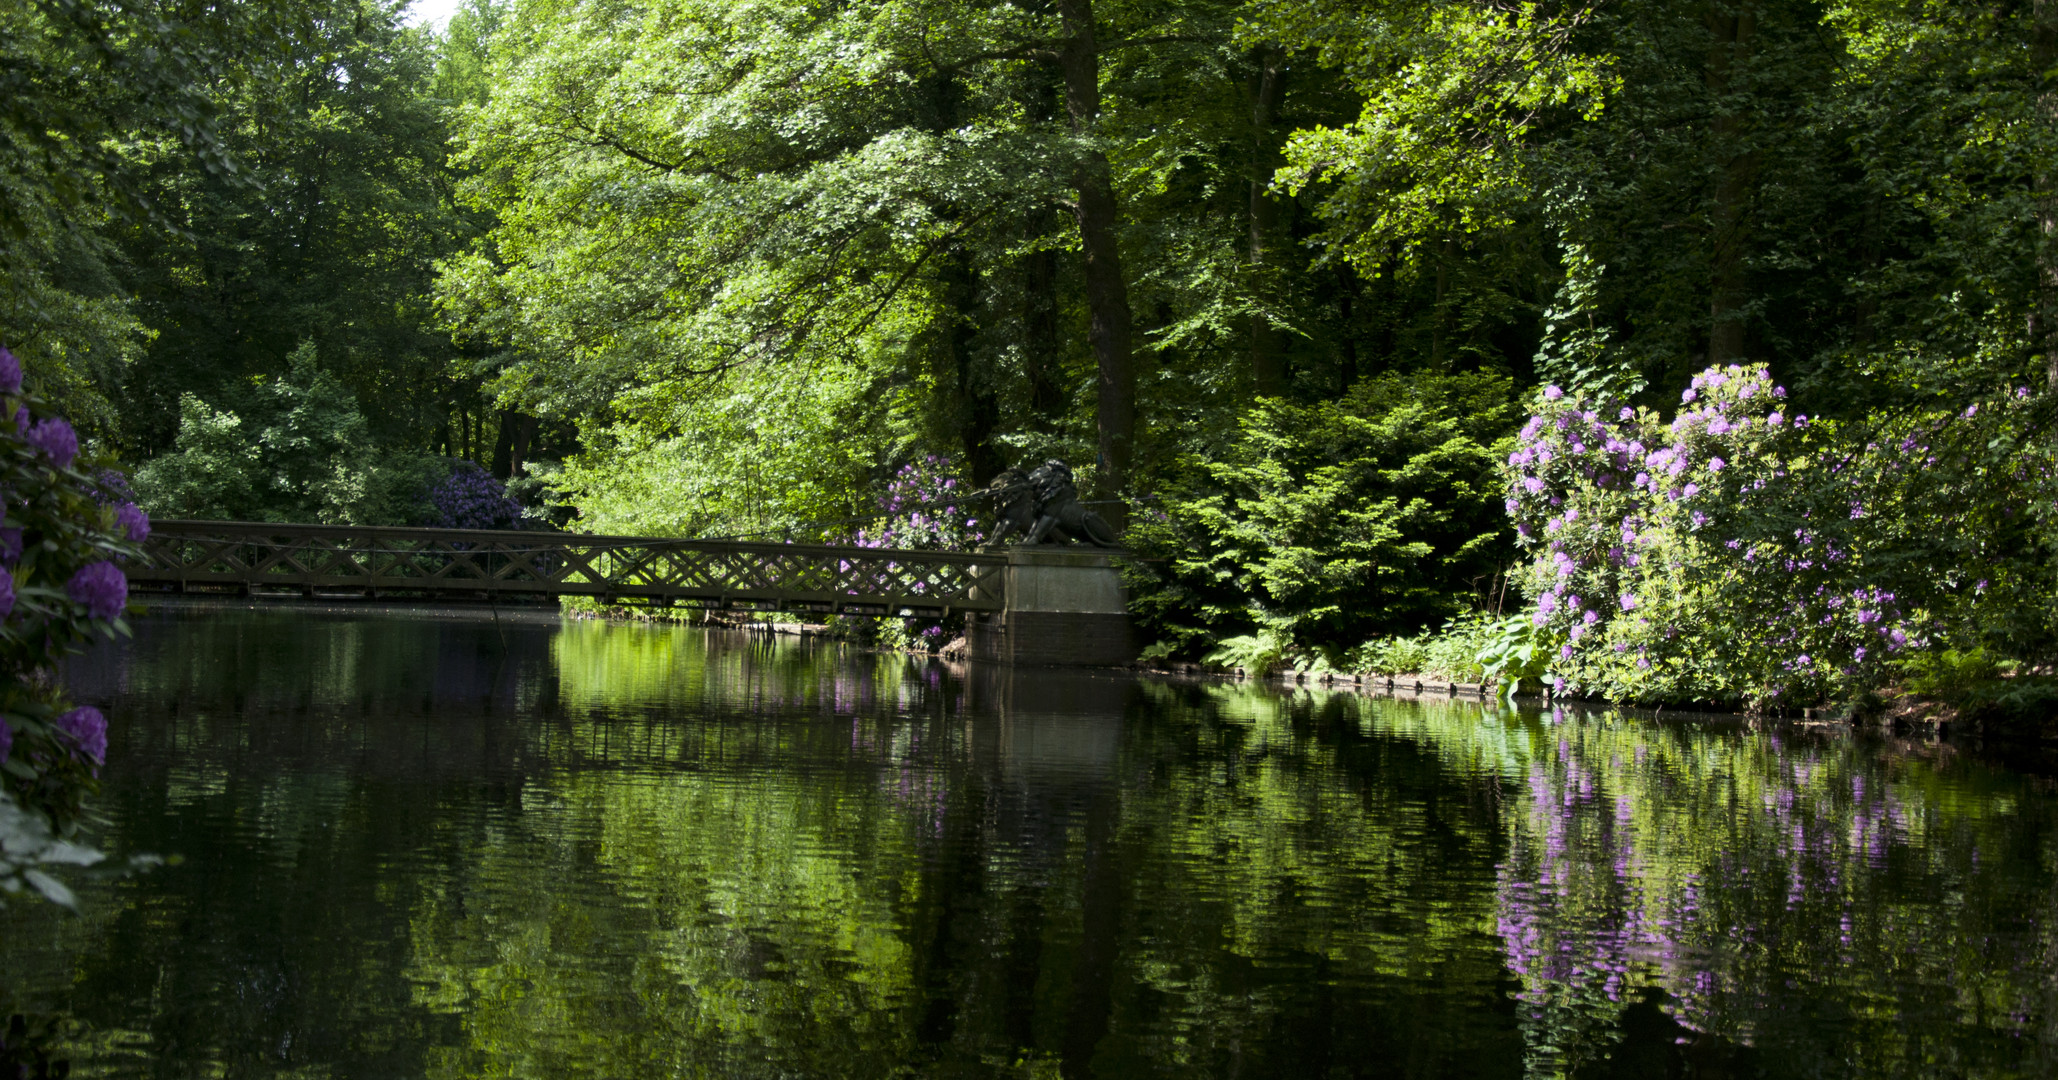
<box><xmin>0</xmin><ymin>717</ymin><xmax>10</xmax><ymax>762</ymax></box>
<box><xmin>66</xmin><ymin>560</ymin><xmax>127</xmax><ymax>619</ymax></box>
<box><xmin>26</xmin><ymin>417</ymin><xmax>77</xmax><ymax>468</ymax></box>
<box><xmin>0</xmin><ymin>345</ymin><xmax>20</xmax><ymax>394</ymax></box>
<box><xmin>0</xmin><ymin>570</ymin><xmax>14</xmax><ymax>619</ymax></box>
<box><xmin>0</xmin><ymin>527</ymin><xmax>21</xmax><ymax>566</ymax></box>
<box><xmin>57</xmin><ymin>706</ymin><xmax>107</xmax><ymax>764</ymax></box>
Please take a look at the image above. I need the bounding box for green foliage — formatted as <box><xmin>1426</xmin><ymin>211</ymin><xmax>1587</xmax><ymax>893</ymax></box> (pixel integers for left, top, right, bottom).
<box><xmin>1895</xmin><ymin>647</ymin><xmax>2009</xmax><ymax>702</ymax></box>
<box><xmin>1348</xmin><ymin>612</ymin><xmax>1503</xmax><ymax>682</ymax></box>
<box><xmin>1205</xmin><ymin>630</ymin><xmax>1294</xmax><ymax>676</ymax></box>
<box><xmin>132</xmin><ymin>344</ymin><xmax>445</xmax><ymax>525</ymax></box>
<box><xmin>1128</xmin><ymin>372</ymin><xmax>1517</xmax><ymax>658</ymax></box>
<box><xmin>1473</xmin><ymin>612</ymin><xmax>1560</xmax><ymax>701</ymax></box>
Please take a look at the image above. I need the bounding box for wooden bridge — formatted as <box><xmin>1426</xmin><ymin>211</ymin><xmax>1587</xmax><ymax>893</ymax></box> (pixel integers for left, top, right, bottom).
<box><xmin>128</xmin><ymin>520</ymin><xmax>1005</xmax><ymax>616</ymax></box>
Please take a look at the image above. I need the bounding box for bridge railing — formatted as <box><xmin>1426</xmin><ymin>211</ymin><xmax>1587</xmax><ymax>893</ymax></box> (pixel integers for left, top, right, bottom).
<box><xmin>129</xmin><ymin>520</ymin><xmax>1005</xmax><ymax>615</ymax></box>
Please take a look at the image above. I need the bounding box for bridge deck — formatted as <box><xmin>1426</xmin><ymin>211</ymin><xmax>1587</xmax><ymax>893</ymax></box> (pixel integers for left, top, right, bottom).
<box><xmin>129</xmin><ymin>520</ymin><xmax>1004</xmax><ymax>616</ymax></box>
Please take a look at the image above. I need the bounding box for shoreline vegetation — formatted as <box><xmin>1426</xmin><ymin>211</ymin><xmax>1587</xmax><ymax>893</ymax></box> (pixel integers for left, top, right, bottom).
<box><xmin>567</xmin><ymin>597</ymin><xmax>1997</xmax><ymax>738</ymax></box>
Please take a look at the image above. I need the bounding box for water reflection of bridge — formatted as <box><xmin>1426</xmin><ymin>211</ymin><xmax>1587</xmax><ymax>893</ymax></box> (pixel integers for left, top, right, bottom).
<box><xmin>130</xmin><ymin>520</ymin><xmax>1004</xmax><ymax>617</ymax></box>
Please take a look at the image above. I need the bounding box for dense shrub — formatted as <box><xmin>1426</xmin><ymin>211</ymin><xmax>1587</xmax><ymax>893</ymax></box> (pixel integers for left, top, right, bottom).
<box><xmin>427</xmin><ymin>461</ymin><xmax>524</xmax><ymax>530</ymax></box>
<box><xmin>1128</xmin><ymin>373</ymin><xmax>1519</xmax><ymax>661</ymax></box>
<box><xmin>0</xmin><ymin>345</ymin><xmax>152</xmax><ymax>907</ymax></box>
<box><xmin>854</xmin><ymin>455</ymin><xmax>979</xmax><ymax>551</ymax></box>
<box><xmin>132</xmin><ymin>343</ymin><xmax>443</xmax><ymax>525</ymax></box>
<box><xmin>1505</xmin><ymin>364</ymin><xmax>2054</xmax><ymax>708</ymax></box>
<box><xmin>853</xmin><ymin>455</ymin><xmax>980</xmax><ymax>651</ymax></box>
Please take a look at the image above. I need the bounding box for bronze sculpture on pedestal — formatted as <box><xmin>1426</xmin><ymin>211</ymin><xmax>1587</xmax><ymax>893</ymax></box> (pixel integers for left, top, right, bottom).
<box><xmin>983</xmin><ymin>460</ymin><xmax>1120</xmax><ymax>548</ymax></box>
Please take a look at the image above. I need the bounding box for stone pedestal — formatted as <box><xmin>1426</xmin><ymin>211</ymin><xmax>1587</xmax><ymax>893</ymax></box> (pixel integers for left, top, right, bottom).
<box><xmin>967</xmin><ymin>548</ymin><xmax>1136</xmax><ymax>668</ymax></box>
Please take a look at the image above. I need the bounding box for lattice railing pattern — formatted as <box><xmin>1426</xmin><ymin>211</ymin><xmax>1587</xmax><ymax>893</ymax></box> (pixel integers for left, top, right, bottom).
<box><xmin>131</xmin><ymin>521</ymin><xmax>1005</xmax><ymax>614</ymax></box>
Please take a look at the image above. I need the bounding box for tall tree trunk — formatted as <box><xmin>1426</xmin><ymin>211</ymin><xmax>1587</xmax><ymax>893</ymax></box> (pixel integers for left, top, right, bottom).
<box><xmin>1431</xmin><ymin>242</ymin><xmax>1451</xmax><ymax>367</ymax></box>
<box><xmin>509</xmin><ymin>413</ymin><xmax>539</xmax><ymax>479</ymax></box>
<box><xmin>490</xmin><ymin>408</ymin><xmax>516</xmax><ymax>479</ymax></box>
<box><xmin>1022</xmin><ymin>217</ymin><xmax>1068</xmax><ymax>431</ymax></box>
<box><xmin>1337</xmin><ymin>263</ymin><xmax>1361</xmax><ymax>391</ymax></box>
<box><xmin>1248</xmin><ymin>48</ymin><xmax>1289</xmax><ymax>397</ymax></box>
<box><xmin>2037</xmin><ymin>0</ymin><xmax>2058</xmax><ymax>388</ymax></box>
<box><xmin>922</xmin><ymin>70</ymin><xmax>1006</xmax><ymax>483</ymax></box>
<box><xmin>1055</xmin><ymin>0</ymin><xmax>1136</xmax><ymax>513</ymax></box>
<box><xmin>945</xmin><ymin>250</ymin><xmax>1007</xmax><ymax>484</ymax></box>
<box><xmin>1705</xmin><ymin>0</ymin><xmax>1757</xmax><ymax>368</ymax></box>
<box><xmin>1019</xmin><ymin>74</ymin><xmax>1069</xmax><ymax>436</ymax></box>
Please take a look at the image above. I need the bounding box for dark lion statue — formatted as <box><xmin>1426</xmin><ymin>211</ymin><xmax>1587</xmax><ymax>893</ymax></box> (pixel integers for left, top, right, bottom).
<box><xmin>983</xmin><ymin>460</ymin><xmax>1119</xmax><ymax>548</ymax></box>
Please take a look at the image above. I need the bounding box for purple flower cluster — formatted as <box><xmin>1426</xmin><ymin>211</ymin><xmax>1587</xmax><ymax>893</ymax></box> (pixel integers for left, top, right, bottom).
<box><xmin>66</xmin><ymin>561</ymin><xmax>127</xmax><ymax>620</ymax></box>
<box><xmin>427</xmin><ymin>462</ymin><xmax>524</xmax><ymax>530</ymax></box>
<box><xmin>26</xmin><ymin>417</ymin><xmax>77</xmax><ymax>469</ymax></box>
<box><xmin>0</xmin><ymin>345</ymin><xmax>21</xmax><ymax>395</ymax></box>
<box><xmin>117</xmin><ymin>502</ymin><xmax>150</xmax><ymax>542</ymax></box>
<box><xmin>854</xmin><ymin>454</ymin><xmax>979</xmax><ymax>552</ymax></box>
<box><xmin>56</xmin><ymin>706</ymin><xmax>106</xmax><ymax>765</ymax></box>
<box><xmin>1504</xmin><ymin>363</ymin><xmax>1933</xmax><ymax>704</ymax></box>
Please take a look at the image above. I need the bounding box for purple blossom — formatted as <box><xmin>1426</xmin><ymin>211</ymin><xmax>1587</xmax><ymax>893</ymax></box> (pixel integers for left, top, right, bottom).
<box><xmin>1620</xmin><ymin>593</ymin><xmax>1637</xmax><ymax>611</ymax></box>
<box><xmin>427</xmin><ymin>462</ymin><xmax>523</xmax><ymax>530</ymax></box>
<box><xmin>26</xmin><ymin>417</ymin><xmax>76</xmax><ymax>468</ymax></box>
<box><xmin>1707</xmin><ymin>457</ymin><xmax>1725</xmax><ymax>472</ymax></box>
<box><xmin>1543</xmin><ymin>385</ymin><xmax>1564</xmax><ymax>401</ymax></box>
<box><xmin>1682</xmin><ymin>389</ymin><xmax>1698</xmax><ymax>403</ymax></box>
<box><xmin>1583</xmin><ymin>610</ymin><xmax>1598</xmax><ymax>625</ymax></box>
<box><xmin>116</xmin><ymin>502</ymin><xmax>150</xmax><ymax>542</ymax></box>
<box><xmin>0</xmin><ymin>527</ymin><xmax>20</xmax><ymax>567</ymax></box>
<box><xmin>0</xmin><ymin>345</ymin><xmax>20</xmax><ymax>394</ymax></box>
<box><xmin>0</xmin><ymin>571</ymin><xmax>13</xmax><ymax>619</ymax></box>
<box><xmin>66</xmin><ymin>560</ymin><xmax>127</xmax><ymax>619</ymax></box>
<box><xmin>57</xmin><ymin>706</ymin><xmax>106</xmax><ymax>764</ymax></box>
<box><xmin>1523</xmin><ymin>476</ymin><xmax>1546</xmax><ymax>494</ymax></box>
<box><xmin>1560</xmin><ymin>643</ymin><xmax>1576</xmax><ymax>658</ymax></box>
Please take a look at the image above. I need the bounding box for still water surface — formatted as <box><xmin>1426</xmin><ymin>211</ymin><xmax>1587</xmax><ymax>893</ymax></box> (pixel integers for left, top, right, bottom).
<box><xmin>6</xmin><ymin>604</ymin><xmax>2058</xmax><ymax>1078</ymax></box>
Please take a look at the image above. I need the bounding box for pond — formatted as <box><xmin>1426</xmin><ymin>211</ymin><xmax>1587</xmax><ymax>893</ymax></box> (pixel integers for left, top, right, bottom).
<box><xmin>5</xmin><ymin>604</ymin><xmax>2057</xmax><ymax>1078</ymax></box>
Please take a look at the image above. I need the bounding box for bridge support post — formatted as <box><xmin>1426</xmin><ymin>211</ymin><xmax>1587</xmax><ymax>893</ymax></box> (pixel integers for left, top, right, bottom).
<box><xmin>967</xmin><ymin>548</ymin><xmax>1136</xmax><ymax>668</ymax></box>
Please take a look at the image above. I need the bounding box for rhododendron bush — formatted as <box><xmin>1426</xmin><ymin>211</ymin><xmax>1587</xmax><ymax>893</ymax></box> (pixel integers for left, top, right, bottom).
<box><xmin>1506</xmin><ymin>364</ymin><xmax>2054</xmax><ymax>708</ymax></box>
<box><xmin>0</xmin><ymin>345</ymin><xmax>154</xmax><ymax>907</ymax></box>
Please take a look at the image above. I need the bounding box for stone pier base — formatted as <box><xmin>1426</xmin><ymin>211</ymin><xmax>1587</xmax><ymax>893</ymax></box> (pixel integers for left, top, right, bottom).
<box><xmin>967</xmin><ymin>548</ymin><xmax>1136</xmax><ymax>668</ymax></box>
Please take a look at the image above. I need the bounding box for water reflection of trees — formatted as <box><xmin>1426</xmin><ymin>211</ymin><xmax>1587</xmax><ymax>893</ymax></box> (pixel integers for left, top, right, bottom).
<box><xmin>20</xmin><ymin>611</ymin><xmax>2058</xmax><ymax>1078</ymax></box>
